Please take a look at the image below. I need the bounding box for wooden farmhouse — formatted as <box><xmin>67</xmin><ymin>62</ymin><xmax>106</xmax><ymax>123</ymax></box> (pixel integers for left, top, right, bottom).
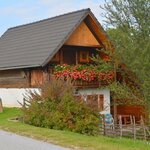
<box><xmin>0</xmin><ymin>9</ymin><xmax>145</xmax><ymax>120</ymax></box>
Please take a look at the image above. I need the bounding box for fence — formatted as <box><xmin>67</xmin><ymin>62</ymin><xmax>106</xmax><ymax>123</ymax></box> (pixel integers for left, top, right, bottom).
<box><xmin>99</xmin><ymin>115</ymin><xmax>150</xmax><ymax>141</ymax></box>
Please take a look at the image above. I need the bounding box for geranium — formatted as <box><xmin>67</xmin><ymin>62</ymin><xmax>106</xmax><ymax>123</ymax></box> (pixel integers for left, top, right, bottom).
<box><xmin>53</xmin><ymin>64</ymin><xmax>115</xmax><ymax>82</ymax></box>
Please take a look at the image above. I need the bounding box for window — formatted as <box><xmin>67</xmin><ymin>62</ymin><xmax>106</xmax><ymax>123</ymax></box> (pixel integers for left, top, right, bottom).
<box><xmin>86</xmin><ymin>94</ymin><xmax>104</xmax><ymax>111</ymax></box>
<box><xmin>79</xmin><ymin>50</ymin><xmax>89</xmax><ymax>63</ymax></box>
<box><xmin>87</xmin><ymin>95</ymin><xmax>98</xmax><ymax>107</ymax></box>
<box><xmin>89</xmin><ymin>50</ymin><xmax>99</xmax><ymax>62</ymax></box>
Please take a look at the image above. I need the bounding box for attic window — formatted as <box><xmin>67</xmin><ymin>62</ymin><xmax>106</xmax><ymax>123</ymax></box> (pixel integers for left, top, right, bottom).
<box><xmin>79</xmin><ymin>50</ymin><xmax>89</xmax><ymax>63</ymax></box>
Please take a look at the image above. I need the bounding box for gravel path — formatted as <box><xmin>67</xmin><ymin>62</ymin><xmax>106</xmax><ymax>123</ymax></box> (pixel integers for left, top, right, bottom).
<box><xmin>0</xmin><ymin>130</ymin><xmax>68</xmax><ymax>150</ymax></box>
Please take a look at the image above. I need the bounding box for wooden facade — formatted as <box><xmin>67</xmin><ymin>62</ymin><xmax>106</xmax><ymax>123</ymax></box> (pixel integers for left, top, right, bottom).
<box><xmin>65</xmin><ymin>22</ymin><xmax>100</xmax><ymax>47</ymax></box>
<box><xmin>111</xmin><ymin>105</ymin><xmax>148</xmax><ymax>123</ymax></box>
<box><xmin>0</xmin><ymin>15</ymin><xmax>106</xmax><ymax>88</ymax></box>
<box><xmin>0</xmin><ymin>48</ymin><xmax>101</xmax><ymax>88</ymax></box>
<box><xmin>0</xmin><ymin>69</ymin><xmax>29</xmax><ymax>88</ymax></box>
<box><xmin>0</xmin><ymin>18</ymin><xmax>103</xmax><ymax>88</ymax></box>
<box><xmin>0</xmin><ymin>9</ymin><xmax>145</xmax><ymax>121</ymax></box>
<box><xmin>50</xmin><ymin>45</ymin><xmax>100</xmax><ymax>65</ymax></box>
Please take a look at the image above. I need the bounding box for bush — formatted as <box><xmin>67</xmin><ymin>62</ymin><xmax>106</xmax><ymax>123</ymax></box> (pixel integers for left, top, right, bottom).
<box><xmin>22</xmin><ymin>78</ymin><xmax>100</xmax><ymax>135</ymax></box>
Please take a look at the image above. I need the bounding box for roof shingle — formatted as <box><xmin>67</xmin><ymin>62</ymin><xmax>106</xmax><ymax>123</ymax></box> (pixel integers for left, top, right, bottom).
<box><xmin>0</xmin><ymin>9</ymin><xmax>90</xmax><ymax>70</ymax></box>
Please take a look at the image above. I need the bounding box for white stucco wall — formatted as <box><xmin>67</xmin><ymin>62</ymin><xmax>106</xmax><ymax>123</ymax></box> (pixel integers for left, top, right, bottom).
<box><xmin>0</xmin><ymin>88</ymin><xmax>40</xmax><ymax>107</ymax></box>
<box><xmin>0</xmin><ymin>88</ymin><xmax>111</xmax><ymax>114</ymax></box>
<box><xmin>78</xmin><ymin>88</ymin><xmax>110</xmax><ymax>114</ymax></box>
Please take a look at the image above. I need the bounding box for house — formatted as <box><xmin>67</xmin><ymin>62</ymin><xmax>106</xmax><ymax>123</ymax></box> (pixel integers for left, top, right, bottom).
<box><xmin>0</xmin><ymin>9</ymin><xmax>145</xmax><ymax>120</ymax></box>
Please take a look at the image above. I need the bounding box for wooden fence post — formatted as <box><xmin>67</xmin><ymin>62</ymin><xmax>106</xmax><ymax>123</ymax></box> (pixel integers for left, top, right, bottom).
<box><xmin>103</xmin><ymin>115</ymin><xmax>106</xmax><ymax>136</ymax></box>
<box><xmin>133</xmin><ymin>116</ymin><xmax>136</xmax><ymax>140</ymax></box>
<box><xmin>119</xmin><ymin>115</ymin><xmax>123</xmax><ymax>138</ymax></box>
<box><xmin>141</xmin><ymin>116</ymin><xmax>147</xmax><ymax>140</ymax></box>
<box><xmin>0</xmin><ymin>98</ymin><xmax>3</xmax><ymax>113</ymax></box>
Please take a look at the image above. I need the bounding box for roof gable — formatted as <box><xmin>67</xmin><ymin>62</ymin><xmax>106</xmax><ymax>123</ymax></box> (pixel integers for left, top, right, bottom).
<box><xmin>0</xmin><ymin>8</ymin><xmax>112</xmax><ymax>70</ymax></box>
<box><xmin>65</xmin><ymin>21</ymin><xmax>100</xmax><ymax>47</ymax></box>
<box><xmin>0</xmin><ymin>9</ymin><xmax>89</xmax><ymax>70</ymax></box>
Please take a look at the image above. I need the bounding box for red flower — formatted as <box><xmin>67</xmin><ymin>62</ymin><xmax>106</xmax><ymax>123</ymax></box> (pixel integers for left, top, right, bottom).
<box><xmin>53</xmin><ymin>65</ymin><xmax>114</xmax><ymax>83</ymax></box>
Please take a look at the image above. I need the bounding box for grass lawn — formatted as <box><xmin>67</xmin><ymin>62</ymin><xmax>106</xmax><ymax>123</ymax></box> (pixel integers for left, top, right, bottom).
<box><xmin>0</xmin><ymin>108</ymin><xmax>149</xmax><ymax>150</ymax></box>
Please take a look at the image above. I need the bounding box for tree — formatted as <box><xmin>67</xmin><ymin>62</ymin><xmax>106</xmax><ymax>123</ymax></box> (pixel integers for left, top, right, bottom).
<box><xmin>101</xmin><ymin>0</ymin><xmax>150</xmax><ymax>103</ymax></box>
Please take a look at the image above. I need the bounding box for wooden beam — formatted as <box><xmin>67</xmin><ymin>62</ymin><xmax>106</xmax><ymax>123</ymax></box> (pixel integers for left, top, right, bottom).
<box><xmin>60</xmin><ymin>49</ymin><xmax>63</xmax><ymax>65</ymax></box>
<box><xmin>84</xmin><ymin>19</ymin><xmax>104</xmax><ymax>48</ymax></box>
<box><xmin>84</xmin><ymin>15</ymin><xmax>114</xmax><ymax>51</ymax></box>
<box><xmin>76</xmin><ymin>50</ymin><xmax>78</xmax><ymax>65</ymax></box>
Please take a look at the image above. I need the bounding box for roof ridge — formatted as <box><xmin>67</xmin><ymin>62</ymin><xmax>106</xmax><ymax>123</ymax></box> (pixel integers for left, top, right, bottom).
<box><xmin>8</xmin><ymin>8</ymin><xmax>90</xmax><ymax>31</ymax></box>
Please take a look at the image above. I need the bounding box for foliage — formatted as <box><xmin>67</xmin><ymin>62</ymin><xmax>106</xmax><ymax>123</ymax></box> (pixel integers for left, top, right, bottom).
<box><xmin>53</xmin><ymin>63</ymin><xmax>114</xmax><ymax>82</ymax></box>
<box><xmin>102</xmin><ymin>0</ymin><xmax>150</xmax><ymax>103</ymax></box>
<box><xmin>1</xmin><ymin>108</ymin><xmax>150</xmax><ymax>150</ymax></box>
<box><xmin>92</xmin><ymin>50</ymin><xmax>144</xmax><ymax>106</ymax></box>
<box><xmin>90</xmin><ymin>46</ymin><xmax>144</xmax><ymax>107</ymax></box>
<box><xmin>107</xmin><ymin>82</ymin><xmax>144</xmax><ymax>105</ymax></box>
<box><xmin>21</xmin><ymin>78</ymin><xmax>100</xmax><ymax>135</ymax></box>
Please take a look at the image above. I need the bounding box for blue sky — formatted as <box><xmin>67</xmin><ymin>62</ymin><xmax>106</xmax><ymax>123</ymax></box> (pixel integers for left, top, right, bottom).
<box><xmin>0</xmin><ymin>0</ymin><xmax>106</xmax><ymax>36</ymax></box>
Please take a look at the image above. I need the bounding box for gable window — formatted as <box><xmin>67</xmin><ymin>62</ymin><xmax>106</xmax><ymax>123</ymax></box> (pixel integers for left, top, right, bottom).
<box><xmin>79</xmin><ymin>50</ymin><xmax>89</xmax><ymax>63</ymax></box>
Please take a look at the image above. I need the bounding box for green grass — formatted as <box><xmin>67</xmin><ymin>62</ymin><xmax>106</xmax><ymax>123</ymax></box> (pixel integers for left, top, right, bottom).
<box><xmin>0</xmin><ymin>108</ymin><xmax>149</xmax><ymax>150</ymax></box>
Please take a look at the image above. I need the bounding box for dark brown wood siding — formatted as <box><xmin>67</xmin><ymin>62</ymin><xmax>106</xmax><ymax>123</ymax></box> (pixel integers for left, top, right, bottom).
<box><xmin>111</xmin><ymin>105</ymin><xmax>148</xmax><ymax>123</ymax></box>
<box><xmin>0</xmin><ymin>69</ymin><xmax>30</xmax><ymax>88</ymax></box>
<box><xmin>30</xmin><ymin>68</ymin><xmax>50</xmax><ymax>87</ymax></box>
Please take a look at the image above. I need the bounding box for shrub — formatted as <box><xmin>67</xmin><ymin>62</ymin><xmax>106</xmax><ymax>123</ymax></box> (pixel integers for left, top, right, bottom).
<box><xmin>22</xmin><ymin>78</ymin><xmax>100</xmax><ymax>135</ymax></box>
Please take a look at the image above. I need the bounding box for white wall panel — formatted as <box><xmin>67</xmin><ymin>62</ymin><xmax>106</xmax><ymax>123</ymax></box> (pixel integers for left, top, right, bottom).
<box><xmin>0</xmin><ymin>88</ymin><xmax>40</xmax><ymax>107</ymax></box>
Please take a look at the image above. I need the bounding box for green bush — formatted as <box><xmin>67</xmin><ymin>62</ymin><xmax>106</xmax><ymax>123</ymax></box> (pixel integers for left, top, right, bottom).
<box><xmin>22</xmin><ymin>78</ymin><xmax>100</xmax><ymax>135</ymax></box>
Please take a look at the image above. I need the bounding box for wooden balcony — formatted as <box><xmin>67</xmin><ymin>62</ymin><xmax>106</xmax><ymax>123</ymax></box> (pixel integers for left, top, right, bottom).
<box><xmin>73</xmin><ymin>80</ymin><xmax>108</xmax><ymax>88</ymax></box>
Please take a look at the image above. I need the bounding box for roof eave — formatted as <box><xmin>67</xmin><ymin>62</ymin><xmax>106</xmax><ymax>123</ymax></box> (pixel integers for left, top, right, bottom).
<box><xmin>41</xmin><ymin>9</ymin><xmax>114</xmax><ymax>67</ymax></box>
<box><xmin>88</xmin><ymin>12</ymin><xmax>114</xmax><ymax>50</ymax></box>
<box><xmin>0</xmin><ymin>64</ymin><xmax>41</xmax><ymax>71</ymax></box>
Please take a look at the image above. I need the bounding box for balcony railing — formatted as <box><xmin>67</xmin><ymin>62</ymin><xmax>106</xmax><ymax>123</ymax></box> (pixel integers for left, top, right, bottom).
<box><xmin>73</xmin><ymin>80</ymin><xmax>99</xmax><ymax>87</ymax></box>
<box><xmin>51</xmin><ymin>64</ymin><xmax>115</xmax><ymax>88</ymax></box>
<box><xmin>73</xmin><ymin>80</ymin><xmax>109</xmax><ymax>88</ymax></box>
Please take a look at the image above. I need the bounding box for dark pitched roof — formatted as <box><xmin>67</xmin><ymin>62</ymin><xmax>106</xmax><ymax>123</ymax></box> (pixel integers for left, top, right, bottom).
<box><xmin>0</xmin><ymin>8</ymin><xmax>109</xmax><ymax>71</ymax></box>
